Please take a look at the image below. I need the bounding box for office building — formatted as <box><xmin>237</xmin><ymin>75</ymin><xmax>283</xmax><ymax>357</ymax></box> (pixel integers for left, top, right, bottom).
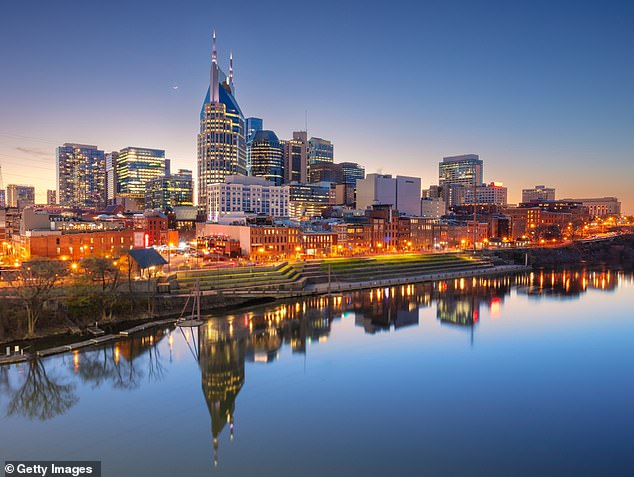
<box><xmin>307</xmin><ymin>137</ymin><xmax>334</xmax><ymax>182</ymax></box>
<box><xmin>47</xmin><ymin>189</ymin><xmax>57</xmax><ymax>205</ymax></box>
<box><xmin>197</xmin><ymin>33</ymin><xmax>247</xmax><ymax>212</ymax></box>
<box><xmin>339</xmin><ymin>162</ymin><xmax>365</xmax><ymax>186</ymax></box>
<box><xmin>421</xmin><ymin>197</ymin><xmax>446</xmax><ymax>218</ymax></box>
<box><xmin>522</xmin><ymin>185</ymin><xmax>556</xmax><ymax>203</ymax></box>
<box><xmin>464</xmin><ymin>182</ymin><xmax>508</xmax><ymax>206</ymax></box>
<box><xmin>248</xmin><ymin>130</ymin><xmax>284</xmax><ymax>186</ymax></box>
<box><xmin>356</xmin><ymin>174</ymin><xmax>421</xmax><ymax>216</ymax></box>
<box><xmin>105</xmin><ymin>151</ymin><xmax>118</xmax><ymax>202</ymax></box>
<box><xmin>308</xmin><ymin>162</ymin><xmax>343</xmax><ymax>184</ymax></box>
<box><xmin>439</xmin><ymin>154</ymin><xmax>483</xmax><ymax>206</ymax></box>
<box><xmin>145</xmin><ymin>169</ymin><xmax>194</xmax><ymax>211</ymax></box>
<box><xmin>282</xmin><ymin>131</ymin><xmax>308</xmax><ymax>184</ymax></box>
<box><xmin>56</xmin><ymin>143</ymin><xmax>105</xmax><ymax>208</ymax></box>
<box><xmin>207</xmin><ymin>175</ymin><xmax>289</xmax><ymax>222</ymax></box>
<box><xmin>116</xmin><ymin>147</ymin><xmax>168</xmax><ymax>204</ymax></box>
<box><xmin>7</xmin><ymin>184</ymin><xmax>36</xmax><ymax>209</ymax></box>
<box><xmin>561</xmin><ymin>197</ymin><xmax>621</xmax><ymax>217</ymax></box>
<box><xmin>289</xmin><ymin>182</ymin><xmax>333</xmax><ymax>219</ymax></box>
<box><xmin>246</xmin><ymin>117</ymin><xmax>263</xmax><ymax>143</ymax></box>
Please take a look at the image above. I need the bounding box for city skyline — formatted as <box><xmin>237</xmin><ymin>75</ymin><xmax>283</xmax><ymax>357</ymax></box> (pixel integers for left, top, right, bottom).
<box><xmin>0</xmin><ymin>1</ymin><xmax>632</xmax><ymax>212</ymax></box>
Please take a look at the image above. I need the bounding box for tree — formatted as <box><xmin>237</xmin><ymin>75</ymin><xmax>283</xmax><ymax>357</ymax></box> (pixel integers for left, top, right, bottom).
<box><xmin>80</xmin><ymin>257</ymin><xmax>123</xmax><ymax>320</ymax></box>
<box><xmin>6</xmin><ymin>260</ymin><xmax>68</xmax><ymax>336</ymax></box>
<box><xmin>6</xmin><ymin>359</ymin><xmax>78</xmax><ymax>420</ymax></box>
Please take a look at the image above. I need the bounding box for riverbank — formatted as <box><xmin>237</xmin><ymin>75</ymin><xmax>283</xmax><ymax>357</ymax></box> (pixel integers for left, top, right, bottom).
<box><xmin>488</xmin><ymin>233</ymin><xmax>634</xmax><ymax>268</ymax></box>
<box><xmin>0</xmin><ymin>262</ymin><xmax>528</xmax><ymax>364</ymax></box>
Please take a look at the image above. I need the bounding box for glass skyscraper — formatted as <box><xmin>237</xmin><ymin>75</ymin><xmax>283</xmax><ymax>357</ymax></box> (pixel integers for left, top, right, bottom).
<box><xmin>307</xmin><ymin>137</ymin><xmax>334</xmax><ymax>165</ymax></box>
<box><xmin>282</xmin><ymin>131</ymin><xmax>308</xmax><ymax>184</ymax></box>
<box><xmin>56</xmin><ymin>143</ymin><xmax>105</xmax><ymax>208</ymax></box>
<box><xmin>115</xmin><ymin>147</ymin><xmax>168</xmax><ymax>202</ymax></box>
<box><xmin>248</xmin><ymin>130</ymin><xmax>284</xmax><ymax>186</ymax></box>
<box><xmin>197</xmin><ymin>33</ymin><xmax>247</xmax><ymax>212</ymax></box>
<box><xmin>145</xmin><ymin>169</ymin><xmax>194</xmax><ymax>211</ymax></box>
<box><xmin>438</xmin><ymin>154</ymin><xmax>483</xmax><ymax>207</ymax></box>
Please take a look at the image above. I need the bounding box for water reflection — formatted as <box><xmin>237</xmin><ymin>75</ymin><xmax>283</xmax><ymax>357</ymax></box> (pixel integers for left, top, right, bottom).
<box><xmin>1</xmin><ymin>269</ymin><xmax>631</xmax><ymax>468</ymax></box>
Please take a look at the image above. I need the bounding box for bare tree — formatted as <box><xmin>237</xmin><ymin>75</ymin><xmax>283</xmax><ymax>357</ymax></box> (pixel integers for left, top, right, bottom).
<box><xmin>80</xmin><ymin>257</ymin><xmax>122</xmax><ymax>320</ymax></box>
<box><xmin>6</xmin><ymin>359</ymin><xmax>78</xmax><ymax>420</ymax></box>
<box><xmin>6</xmin><ymin>260</ymin><xmax>68</xmax><ymax>336</ymax></box>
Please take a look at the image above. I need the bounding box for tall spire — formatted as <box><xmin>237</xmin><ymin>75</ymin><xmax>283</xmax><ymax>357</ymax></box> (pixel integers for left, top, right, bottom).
<box><xmin>229</xmin><ymin>51</ymin><xmax>234</xmax><ymax>86</ymax></box>
<box><xmin>212</xmin><ymin>30</ymin><xmax>217</xmax><ymax>64</ymax></box>
<box><xmin>210</xmin><ymin>30</ymin><xmax>219</xmax><ymax>102</ymax></box>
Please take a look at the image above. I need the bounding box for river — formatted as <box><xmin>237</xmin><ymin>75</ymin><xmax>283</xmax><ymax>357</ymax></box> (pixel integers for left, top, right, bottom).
<box><xmin>1</xmin><ymin>269</ymin><xmax>632</xmax><ymax>477</ymax></box>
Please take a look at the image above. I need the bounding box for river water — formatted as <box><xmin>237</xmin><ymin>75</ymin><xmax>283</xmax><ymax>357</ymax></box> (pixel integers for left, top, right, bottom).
<box><xmin>1</xmin><ymin>270</ymin><xmax>632</xmax><ymax>477</ymax></box>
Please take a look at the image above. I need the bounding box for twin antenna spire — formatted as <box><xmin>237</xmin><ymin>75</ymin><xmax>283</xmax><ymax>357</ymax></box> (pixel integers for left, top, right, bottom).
<box><xmin>210</xmin><ymin>30</ymin><xmax>234</xmax><ymax>101</ymax></box>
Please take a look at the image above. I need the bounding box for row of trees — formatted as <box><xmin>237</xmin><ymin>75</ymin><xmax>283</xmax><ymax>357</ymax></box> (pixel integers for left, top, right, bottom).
<box><xmin>3</xmin><ymin>256</ymin><xmax>132</xmax><ymax>338</ymax></box>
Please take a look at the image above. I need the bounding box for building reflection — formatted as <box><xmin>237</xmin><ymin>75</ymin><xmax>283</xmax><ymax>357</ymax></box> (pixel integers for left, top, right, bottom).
<box><xmin>198</xmin><ymin>317</ymin><xmax>247</xmax><ymax>467</ymax></box>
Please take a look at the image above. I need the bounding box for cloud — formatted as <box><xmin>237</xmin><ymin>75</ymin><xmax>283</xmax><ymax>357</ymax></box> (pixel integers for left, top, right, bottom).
<box><xmin>15</xmin><ymin>146</ymin><xmax>52</xmax><ymax>157</ymax></box>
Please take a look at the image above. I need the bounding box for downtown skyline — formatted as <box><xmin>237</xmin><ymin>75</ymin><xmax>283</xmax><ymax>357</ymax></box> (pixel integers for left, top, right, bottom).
<box><xmin>0</xmin><ymin>0</ymin><xmax>632</xmax><ymax>212</ymax></box>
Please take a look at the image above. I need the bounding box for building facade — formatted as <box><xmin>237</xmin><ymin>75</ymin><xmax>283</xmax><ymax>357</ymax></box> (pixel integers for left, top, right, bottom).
<box><xmin>522</xmin><ymin>185</ymin><xmax>555</xmax><ymax>203</ymax></box>
<box><xmin>282</xmin><ymin>131</ymin><xmax>308</xmax><ymax>184</ymax></box>
<box><xmin>207</xmin><ymin>175</ymin><xmax>289</xmax><ymax>222</ymax></box>
<box><xmin>6</xmin><ymin>184</ymin><xmax>35</xmax><ymax>209</ymax></box>
<box><xmin>115</xmin><ymin>147</ymin><xmax>168</xmax><ymax>204</ymax></box>
<box><xmin>356</xmin><ymin>174</ymin><xmax>421</xmax><ymax>216</ymax></box>
<box><xmin>197</xmin><ymin>33</ymin><xmax>247</xmax><ymax>212</ymax></box>
<box><xmin>46</xmin><ymin>189</ymin><xmax>57</xmax><ymax>206</ymax></box>
<box><xmin>105</xmin><ymin>151</ymin><xmax>118</xmax><ymax>202</ymax></box>
<box><xmin>439</xmin><ymin>154</ymin><xmax>483</xmax><ymax>206</ymax></box>
<box><xmin>464</xmin><ymin>182</ymin><xmax>508</xmax><ymax>206</ymax></box>
<box><xmin>339</xmin><ymin>162</ymin><xmax>365</xmax><ymax>186</ymax></box>
<box><xmin>561</xmin><ymin>197</ymin><xmax>621</xmax><ymax>217</ymax></box>
<box><xmin>288</xmin><ymin>182</ymin><xmax>333</xmax><ymax>219</ymax></box>
<box><xmin>145</xmin><ymin>169</ymin><xmax>194</xmax><ymax>211</ymax></box>
<box><xmin>248</xmin><ymin>130</ymin><xmax>284</xmax><ymax>186</ymax></box>
<box><xmin>56</xmin><ymin>143</ymin><xmax>105</xmax><ymax>208</ymax></box>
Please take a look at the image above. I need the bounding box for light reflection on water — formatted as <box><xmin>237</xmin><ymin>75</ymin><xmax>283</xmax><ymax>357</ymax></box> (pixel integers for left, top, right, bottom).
<box><xmin>0</xmin><ymin>269</ymin><xmax>633</xmax><ymax>477</ymax></box>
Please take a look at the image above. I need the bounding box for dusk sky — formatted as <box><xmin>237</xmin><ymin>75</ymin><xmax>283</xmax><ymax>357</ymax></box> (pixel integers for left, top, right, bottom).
<box><xmin>0</xmin><ymin>0</ymin><xmax>632</xmax><ymax>212</ymax></box>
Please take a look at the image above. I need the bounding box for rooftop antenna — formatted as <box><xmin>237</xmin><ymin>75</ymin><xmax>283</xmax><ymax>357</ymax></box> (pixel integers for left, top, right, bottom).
<box><xmin>305</xmin><ymin>110</ymin><xmax>308</xmax><ymax>134</ymax></box>
<box><xmin>229</xmin><ymin>50</ymin><xmax>234</xmax><ymax>86</ymax></box>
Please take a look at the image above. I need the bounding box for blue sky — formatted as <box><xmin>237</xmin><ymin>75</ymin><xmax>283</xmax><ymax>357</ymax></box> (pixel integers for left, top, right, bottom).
<box><xmin>0</xmin><ymin>0</ymin><xmax>632</xmax><ymax>211</ymax></box>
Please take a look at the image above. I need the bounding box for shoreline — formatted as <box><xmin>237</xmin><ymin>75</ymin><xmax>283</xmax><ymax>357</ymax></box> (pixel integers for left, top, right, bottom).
<box><xmin>0</xmin><ymin>263</ymin><xmax>529</xmax><ymax>365</ymax></box>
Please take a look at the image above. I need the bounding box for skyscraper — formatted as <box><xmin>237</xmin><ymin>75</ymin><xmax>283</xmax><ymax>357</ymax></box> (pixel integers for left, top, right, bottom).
<box><xmin>47</xmin><ymin>189</ymin><xmax>57</xmax><ymax>205</ymax></box>
<box><xmin>282</xmin><ymin>131</ymin><xmax>308</xmax><ymax>184</ymax></box>
<box><xmin>307</xmin><ymin>137</ymin><xmax>334</xmax><ymax>165</ymax></box>
<box><xmin>248</xmin><ymin>130</ymin><xmax>284</xmax><ymax>186</ymax></box>
<box><xmin>197</xmin><ymin>33</ymin><xmax>247</xmax><ymax>212</ymax></box>
<box><xmin>145</xmin><ymin>169</ymin><xmax>194</xmax><ymax>211</ymax></box>
<box><xmin>6</xmin><ymin>184</ymin><xmax>35</xmax><ymax>209</ymax></box>
<box><xmin>438</xmin><ymin>154</ymin><xmax>483</xmax><ymax>207</ymax></box>
<box><xmin>339</xmin><ymin>162</ymin><xmax>365</xmax><ymax>186</ymax></box>
<box><xmin>245</xmin><ymin>117</ymin><xmax>263</xmax><ymax>143</ymax></box>
<box><xmin>56</xmin><ymin>143</ymin><xmax>105</xmax><ymax>208</ymax></box>
<box><xmin>105</xmin><ymin>151</ymin><xmax>118</xmax><ymax>202</ymax></box>
<box><xmin>115</xmin><ymin>147</ymin><xmax>168</xmax><ymax>205</ymax></box>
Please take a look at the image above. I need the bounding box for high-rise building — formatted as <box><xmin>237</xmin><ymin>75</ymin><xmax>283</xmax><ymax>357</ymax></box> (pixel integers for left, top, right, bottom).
<box><xmin>0</xmin><ymin>190</ymin><xmax>6</xmax><ymax>208</ymax></box>
<box><xmin>115</xmin><ymin>147</ymin><xmax>168</xmax><ymax>204</ymax></box>
<box><xmin>6</xmin><ymin>184</ymin><xmax>35</xmax><ymax>209</ymax></box>
<box><xmin>282</xmin><ymin>131</ymin><xmax>308</xmax><ymax>184</ymax></box>
<box><xmin>438</xmin><ymin>154</ymin><xmax>483</xmax><ymax>206</ymax></box>
<box><xmin>522</xmin><ymin>185</ymin><xmax>555</xmax><ymax>203</ymax></box>
<box><xmin>464</xmin><ymin>182</ymin><xmax>508</xmax><ymax>206</ymax></box>
<box><xmin>145</xmin><ymin>169</ymin><xmax>194</xmax><ymax>211</ymax></box>
<box><xmin>308</xmin><ymin>162</ymin><xmax>343</xmax><ymax>184</ymax></box>
<box><xmin>46</xmin><ymin>189</ymin><xmax>57</xmax><ymax>205</ymax></box>
<box><xmin>248</xmin><ymin>130</ymin><xmax>284</xmax><ymax>186</ymax></box>
<box><xmin>105</xmin><ymin>151</ymin><xmax>118</xmax><ymax>202</ymax></box>
<box><xmin>289</xmin><ymin>182</ymin><xmax>333</xmax><ymax>219</ymax></box>
<box><xmin>245</xmin><ymin>117</ymin><xmax>263</xmax><ymax>143</ymax></box>
<box><xmin>207</xmin><ymin>175</ymin><xmax>289</xmax><ymax>222</ymax></box>
<box><xmin>308</xmin><ymin>137</ymin><xmax>334</xmax><ymax>165</ymax></box>
<box><xmin>356</xmin><ymin>174</ymin><xmax>421</xmax><ymax>216</ymax></box>
<box><xmin>198</xmin><ymin>33</ymin><xmax>247</xmax><ymax>212</ymax></box>
<box><xmin>339</xmin><ymin>162</ymin><xmax>365</xmax><ymax>186</ymax></box>
<box><xmin>56</xmin><ymin>143</ymin><xmax>105</xmax><ymax>208</ymax></box>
